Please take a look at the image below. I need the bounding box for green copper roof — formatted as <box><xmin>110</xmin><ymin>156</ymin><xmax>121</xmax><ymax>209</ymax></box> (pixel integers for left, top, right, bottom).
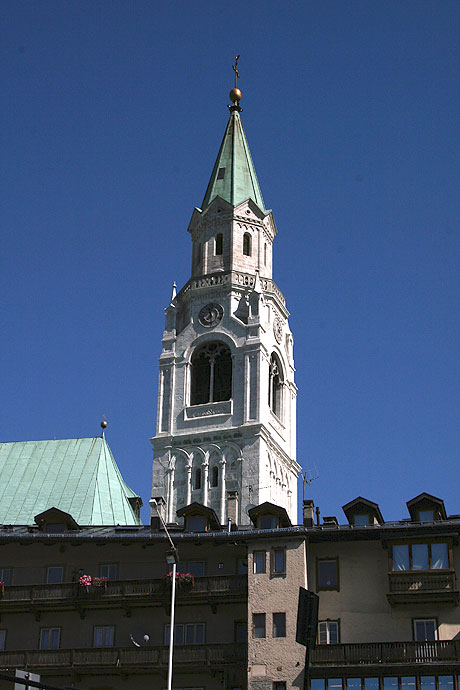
<box><xmin>0</xmin><ymin>438</ymin><xmax>141</xmax><ymax>526</ymax></box>
<box><xmin>201</xmin><ymin>110</ymin><xmax>266</xmax><ymax>212</ymax></box>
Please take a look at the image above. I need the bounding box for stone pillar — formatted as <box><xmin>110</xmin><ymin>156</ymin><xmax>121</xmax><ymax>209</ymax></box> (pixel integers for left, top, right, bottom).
<box><xmin>202</xmin><ymin>459</ymin><xmax>209</xmax><ymax>506</ymax></box>
<box><xmin>185</xmin><ymin>460</ymin><xmax>192</xmax><ymax>506</ymax></box>
<box><xmin>219</xmin><ymin>458</ymin><xmax>227</xmax><ymax>524</ymax></box>
<box><xmin>166</xmin><ymin>455</ymin><xmax>176</xmax><ymax>523</ymax></box>
<box><xmin>227</xmin><ymin>490</ymin><xmax>239</xmax><ymax>527</ymax></box>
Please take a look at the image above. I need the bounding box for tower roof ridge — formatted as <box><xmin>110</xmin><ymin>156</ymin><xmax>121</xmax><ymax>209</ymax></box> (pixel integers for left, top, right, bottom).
<box><xmin>201</xmin><ymin>110</ymin><xmax>266</xmax><ymax>213</ymax></box>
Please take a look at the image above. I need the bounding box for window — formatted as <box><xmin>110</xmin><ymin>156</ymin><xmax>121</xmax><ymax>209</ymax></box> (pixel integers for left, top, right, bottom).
<box><xmin>40</xmin><ymin>628</ymin><xmax>60</xmax><ymax>649</ymax></box>
<box><xmin>190</xmin><ymin>342</ymin><xmax>232</xmax><ymax>405</ymax></box>
<box><xmin>0</xmin><ymin>568</ymin><xmax>11</xmax><ymax>586</ymax></box>
<box><xmin>273</xmin><ymin>613</ymin><xmax>286</xmax><ymax>638</ymax></box>
<box><xmin>414</xmin><ymin>619</ymin><xmax>437</xmax><ymax>641</ymax></box>
<box><xmin>243</xmin><ymin>232</ymin><xmax>251</xmax><ymax>256</ymax></box>
<box><xmin>211</xmin><ymin>465</ymin><xmax>219</xmax><ymax>487</ymax></box>
<box><xmin>274</xmin><ymin>684</ymin><xmax>287</xmax><ymax>690</ymax></box>
<box><xmin>392</xmin><ymin>543</ymin><xmax>449</xmax><ymax>570</ymax></box>
<box><xmin>164</xmin><ymin>623</ymin><xmax>205</xmax><ymax>645</ymax></box>
<box><xmin>187</xmin><ymin>516</ymin><xmax>206</xmax><ymax>532</ymax></box>
<box><xmin>253</xmin><ymin>551</ymin><xmax>266</xmax><ymax>574</ymax></box>
<box><xmin>215</xmin><ymin>233</ymin><xmax>223</xmax><ymax>255</ymax></box>
<box><xmin>260</xmin><ymin>515</ymin><xmax>278</xmax><ymax>530</ymax></box>
<box><xmin>0</xmin><ymin>630</ymin><xmax>5</xmax><ymax>651</ymax></box>
<box><xmin>93</xmin><ymin>625</ymin><xmax>115</xmax><ymax>648</ymax></box>
<box><xmin>353</xmin><ymin>514</ymin><xmax>370</xmax><ymax>526</ymax></box>
<box><xmin>418</xmin><ymin>510</ymin><xmax>434</xmax><ymax>522</ymax></box>
<box><xmin>253</xmin><ymin>613</ymin><xmax>266</xmax><ymax>638</ymax></box>
<box><xmin>217</xmin><ymin>167</ymin><xmax>226</xmax><ymax>180</ymax></box>
<box><xmin>237</xmin><ymin>558</ymin><xmax>248</xmax><ymax>575</ymax></box>
<box><xmin>269</xmin><ymin>353</ymin><xmax>283</xmax><ymax>417</ymax></box>
<box><xmin>317</xmin><ymin>559</ymin><xmax>339</xmax><ymax>590</ymax></box>
<box><xmin>264</xmin><ymin>243</ymin><xmax>267</xmax><ymax>265</ymax></box>
<box><xmin>318</xmin><ymin>620</ymin><xmax>339</xmax><ymax>644</ymax></box>
<box><xmin>46</xmin><ymin>567</ymin><xmax>63</xmax><ymax>584</ymax></box>
<box><xmin>193</xmin><ymin>467</ymin><xmax>202</xmax><ymax>490</ymax></box>
<box><xmin>177</xmin><ymin>561</ymin><xmax>205</xmax><ymax>577</ymax></box>
<box><xmin>235</xmin><ymin>621</ymin><xmax>247</xmax><ymax>643</ymax></box>
<box><xmin>100</xmin><ymin>564</ymin><xmax>118</xmax><ymax>580</ymax></box>
<box><xmin>272</xmin><ymin>548</ymin><xmax>286</xmax><ymax>575</ymax></box>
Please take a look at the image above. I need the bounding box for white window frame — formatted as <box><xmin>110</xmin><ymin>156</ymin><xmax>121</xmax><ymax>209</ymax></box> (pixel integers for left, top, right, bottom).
<box><xmin>413</xmin><ymin>618</ymin><xmax>437</xmax><ymax>641</ymax></box>
<box><xmin>39</xmin><ymin>627</ymin><xmax>61</xmax><ymax>649</ymax></box>
<box><xmin>318</xmin><ymin>620</ymin><xmax>339</xmax><ymax>645</ymax></box>
<box><xmin>163</xmin><ymin>623</ymin><xmax>205</xmax><ymax>645</ymax></box>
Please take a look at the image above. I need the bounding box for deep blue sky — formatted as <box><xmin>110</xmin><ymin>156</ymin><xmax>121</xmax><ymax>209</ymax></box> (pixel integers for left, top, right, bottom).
<box><xmin>2</xmin><ymin>1</ymin><xmax>459</xmax><ymax>525</ymax></box>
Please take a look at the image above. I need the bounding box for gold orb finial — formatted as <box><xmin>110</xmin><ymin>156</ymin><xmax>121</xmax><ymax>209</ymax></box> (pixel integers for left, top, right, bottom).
<box><xmin>229</xmin><ymin>87</ymin><xmax>242</xmax><ymax>104</ymax></box>
<box><xmin>101</xmin><ymin>420</ymin><xmax>108</xmax><ymax>429</ymax></box>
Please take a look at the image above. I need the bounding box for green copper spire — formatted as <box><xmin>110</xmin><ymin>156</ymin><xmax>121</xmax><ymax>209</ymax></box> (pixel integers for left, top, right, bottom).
<box><xmin>201</xmin><ymin>104</ymin><xmax>266</xmax><ymax>212</ymax></box>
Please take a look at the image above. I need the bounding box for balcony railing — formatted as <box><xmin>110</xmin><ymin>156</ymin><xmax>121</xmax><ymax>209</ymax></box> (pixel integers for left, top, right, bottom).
<box><xmin>0</xmin><ymin>575</ymin><xmax>247</xmax><ymax>612</ymax></box>
<box><xmin>311</xmin><ymin>641</ymin><xmax>460</xmax><ymax>667</ymax></box>
<box><xmin>0</xmin><ymin>644</ymin><xmax>246</xmax><ymax>673</ymax></box>
<box><xmin>388</xmin><ymin>571</ymin><xmax>459</xmax><ymax>605</ymax></box>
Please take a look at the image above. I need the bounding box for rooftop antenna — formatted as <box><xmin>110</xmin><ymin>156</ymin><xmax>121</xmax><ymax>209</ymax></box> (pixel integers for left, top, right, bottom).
<box><xmin>100</xmin><ymin>415</ymin><xmax>107</xmax><ymax>439</ymax></box>
<box><xmin>301</xmin><ymin>465</ymin><xmax>319</xmax><ymax>502</ymax></box>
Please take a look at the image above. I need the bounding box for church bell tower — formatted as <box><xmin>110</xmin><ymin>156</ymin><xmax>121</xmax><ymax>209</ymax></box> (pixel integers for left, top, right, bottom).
<box><xmin>151</xmin><ymin>69</ymin><xmax>300</xmax><ymax>526</ymax></box>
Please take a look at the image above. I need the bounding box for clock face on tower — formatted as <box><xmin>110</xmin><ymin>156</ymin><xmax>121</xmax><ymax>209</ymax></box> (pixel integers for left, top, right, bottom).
<box><xmin>273</xmin><ymin>316</ymin><xmax>283</xmax><ymax>343</ymax></box>
<box><xmin>198</xmin><ymin>303</ymin><xmax>224</xmax><ymax>328</ymax></box>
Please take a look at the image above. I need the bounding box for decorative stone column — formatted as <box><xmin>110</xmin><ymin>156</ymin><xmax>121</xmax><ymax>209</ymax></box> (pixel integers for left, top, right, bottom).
<box><xmin>185</xmin><ymin>459</ymin><xmax>192</xmax><ymax>506</ymax></box>
<box><xmin>219</xmin><ymin>458</ymin><xmax>227</xmax><ymax>524</ymax></box>
<box><xmin>202</xmin><ymin>458</ymin><xmax>209</xmax><ymax>507</ymax></box>
<box><xmin>167</xmin><ymin>455</ymin><xmax>176</xmax><ymax>523</ymax></box>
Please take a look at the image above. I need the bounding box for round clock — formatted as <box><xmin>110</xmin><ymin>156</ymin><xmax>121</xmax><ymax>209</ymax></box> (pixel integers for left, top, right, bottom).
<box><xmin>198</xmin><ymin>303</ymin><xmax>224</xmax><ymax>328</ymax></box>
<box><xmin>273</xmin><ymin>316</ymin><xmax>283</xmax><ymax>343</ymax></box>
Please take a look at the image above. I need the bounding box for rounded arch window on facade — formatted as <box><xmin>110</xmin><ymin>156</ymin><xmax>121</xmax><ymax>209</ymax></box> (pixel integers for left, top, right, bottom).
<box><xmin>190</xmin><ymin>341</ymin><xmax>232</xmax><ymax>406</ymax></box>
<box><xmin>269</xmin><ymin>352</ymin><xmax>283</xmax><ymax>418</ymax></box>
<box><xmin>243</xmin><ymin>232</ymin><xmax>251</xmax><ymax>256</ymax></box>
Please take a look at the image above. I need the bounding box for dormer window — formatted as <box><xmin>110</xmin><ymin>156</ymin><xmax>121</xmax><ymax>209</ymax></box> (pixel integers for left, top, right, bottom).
<box><xmin>353</xmin><ymin>514</ymin><xmax>370</xmax><ymax>526</ymax></box>
<box><xmin>260</xmin><ymin>515</ymin><xmax>278</xmax><ymax>530</ymax></box>
<box><xmin>418</xmin><ymin>510</ymin><xmax>434</xmax><ymax>523</ymax></box>
<box><xmin>187</xmin><ymin>516</ymin><xmax>207</xmax><ymax>532</ymax></box>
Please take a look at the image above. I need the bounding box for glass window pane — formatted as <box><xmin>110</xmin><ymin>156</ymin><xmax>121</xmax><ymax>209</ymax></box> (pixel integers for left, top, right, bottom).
<box><xmin>329</xmin><ymin>622</ymin><xmax>338</xmax><ymax>644</ymax></box>
<box><xmin>174</xmin><ymin>624</ymin><xmax>184</xmax><ymax>645</ymax></box>
<box><xmin>438</xmin><ymin>677</ymin><xmax>454</xmax><ymax>690</ymax></box>
<box><xmin>254</xmin><ymin>551</ymin><xmax>266</xmax><ymax>574</ymax></box>
<box><xmin>0</xmin><ymin>569</ymin><xmax>11</xmax><ymax>585</ymax></box>
<box><xmin>318</xmin><ymin>622</ymin><xmax>327</xmax><ymax>644</ymax></box>
<box><xmin>274</xmin><ymin>549</ymin><xmax>285</xmax><ymax>573</ymax></box>
<box><xmin>189</xmin><ymin>561</ymin><xmax>205</xmax><ymax>577</ymax></box>
<box><xmin>383</xmin><ymin>679</ymin><xmax>398</xmax><ymax>690</ymax></box>
<box><xmin>347</xmin><ymin>680</ymin><xmax>361</xmax><ymax>690</ymax></box>
<box><xmin>328</xmin><ymin>680</ymin><xmax>342</xmax><ymax>690</ymax></box>
<box><xmin>237</xmin><ymin>559</ymin><xmax>248</xmax><ymax>574</ymax></box>
<box><xmin>46</xmin><ymin>567</ymin><xmax>63</xmax><ymax>584</ymax></box>
<box><xmin>431</xmin><ymin>543</ymin><xmax>449</xmax><ymax>569</ymax></box>
<box><xmin>185</xmin><ymin>624</ymin><xmax>194</xmax><ymax>644</ymax></box>
<box><xmin>0</xmin><ymin>630</ymin><xmax>5</xmax><ymax>651</ymax></box>
<box><xmin>273</xmin><ymin>613</ymin><xmax>286</xmax><ymax>637</ymax></box>
<box><xmin>105</xmin><ymin>626</ymin><xmax>114</xmax><ymax>647</ymax></box>
<box><xmin>195</xmin><ymin>623</ymin><xmax>205</xmax><ymax>644</ymax></box>
<box><xmin>364</xmin><ymin>680</ymin><xmax>379</xmax><ymax>690</ymax></box>
<box><xmin>420</xmin><ymin>678</ymin><xmax>436</xmax><ymax>690</ymax></box>
<box><xmin>418</xmin><ymin>510</ymin><xmax>434</xmax><ymax>522</ymax></box>
<box><xmin>318</xmin><ymin>560</ymin><xmax>337</xmax><ymax>587</ymax></box>
<box><xmin>354</xmin><ymin>514</ymin><xmax>370</xmax><ymax>525</ymax></box>
<box><xmin>412</xmin><ymin>544</ymin><xmax>429</xmax><ymax>569</ymax></box>
<box><xmin>393</xmin><ymin>545</ymin><xmax>409</xmax><ymax>570</ymax></box>
<box><xmin>401</xmin><ymin>678</ymin><xmax>416</xmax><ymax>690</ymax></box>
<box><xmin>311</xmin><ymin>681</ymin><xmax>325</xmax><ymax>690</ymax></box>
<box><xmin>253</xmin><ymin>613</ymin><xmax>265</xmax><ymax>638</ymax></box>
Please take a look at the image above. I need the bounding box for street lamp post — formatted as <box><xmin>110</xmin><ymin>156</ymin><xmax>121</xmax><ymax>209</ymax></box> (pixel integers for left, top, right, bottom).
<box><xmin>150</xmin><ymin>498</ymin><xmax>178</xmax><ymax>690</ymax></box>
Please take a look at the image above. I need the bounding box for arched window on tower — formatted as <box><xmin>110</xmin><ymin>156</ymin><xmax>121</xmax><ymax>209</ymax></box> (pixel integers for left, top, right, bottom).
<box><xmin>215</xmin><ymin>233</ymin><xmax>223</xmax><ymax>255</ymax></box>
<box><xmin>194</xmin><ymin>467</ymin><xmax>202</xmax><ymax>490</ymax></box>
<box><xmin>269</xmin><ymin>353</ymin><xmax>283</xmax><ymax>418</ymax></box>
<box><xmin>190</xmin><ymin>342</ymin><xmax>232</xmax><ymax>405</ymax></box>
<box><xmin>243</xmin><ymin>233</ymin><xmax>251</xmax><ymax>256</ymax></box>
<box><xmin>211</xmin><ymin>465</ymin><xmax>219</xmax><ymax>488</ymax></box>
<box><xmin>264</xmin><ymin>243</ymin><xmax>267</xmax><ymax>266</ymax></box>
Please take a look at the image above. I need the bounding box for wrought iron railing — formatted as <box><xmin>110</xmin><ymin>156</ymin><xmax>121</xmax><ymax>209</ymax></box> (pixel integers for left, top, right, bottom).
<box><xmin>0</xmin><ymin>644</ymin><xmax>245</xmax><ymax>670</ymax></box>
<box><xmin>388</xmin><ymin>571</ymin><xmax>456</xmax><ymax>593</ymax></box>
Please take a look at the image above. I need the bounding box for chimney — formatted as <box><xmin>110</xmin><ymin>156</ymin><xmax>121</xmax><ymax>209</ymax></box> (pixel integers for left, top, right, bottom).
<box><xmin>149</xmin><ymin>496</ymin><xmax>166</xmax><ymax>531</ymax></box>
<box><xmin>227</xmin><ymin>491</ymin><xmax>239</xmax><ymax>528</ymax></box>
<box><xmin>323</xmin><ymin>515</ymin><xmax>339</xmax><ymax>527</ymax></box>
<box><xmin>303</xmin><ymin>499</ymin><xmax>315</xmax><ymax>527</ymax></box>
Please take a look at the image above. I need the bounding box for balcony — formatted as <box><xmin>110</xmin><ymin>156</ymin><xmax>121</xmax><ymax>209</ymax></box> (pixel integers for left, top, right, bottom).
<box><xmin>0</xmin><ymin>575</ymin><xmax>247</xmax><ymax>616</ymax></box>
<box><xmin>387</xmin><ymin>571</ymin><xmax>459</xmax><ymax>605</ymax></box>
<box><xmin>311</xmin><ymin>641</ymin><xmax>460</xmax><ymax>671</ymax></box>
<box><xmin>0</xmin><ymin>644</ymin><xmax>246</xmax><ymax>675</ymax></box>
